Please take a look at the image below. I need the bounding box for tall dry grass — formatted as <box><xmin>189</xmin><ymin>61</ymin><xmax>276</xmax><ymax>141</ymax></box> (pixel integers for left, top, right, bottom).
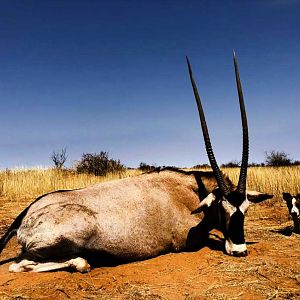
<box><xmin>0</xmin><ymin>166</ymin><xmax>299</xmax><ymax>203</ymax></box>
<box><xmin>0</xmin><ymin>168</ymin><xmax>142</xmax><ymax>201</ymax></box>
<box><xmin>221</xmin><ymin>166</ymin><xmax>300</xmax><ymax>197</ymax></box>
<box><xmin>192</xmin><ymin>166</ymin><xmax>300</xmax><ymax>198</ymax></box>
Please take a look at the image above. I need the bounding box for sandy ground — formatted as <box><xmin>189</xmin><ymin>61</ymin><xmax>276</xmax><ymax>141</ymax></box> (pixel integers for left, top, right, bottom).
<box><xmin>0</xmin><ymin>197</ymin><xmax>299</xmax><ymax>299</ymax></box>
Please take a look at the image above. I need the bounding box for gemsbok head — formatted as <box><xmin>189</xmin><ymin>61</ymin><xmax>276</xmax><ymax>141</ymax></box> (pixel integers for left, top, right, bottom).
<box><xmin>0</xmin><ymin>53</ymin><xmax>273</xmax><ymax>273</ymax></box>
<box><xmin>282</xmin><ymin>192</ymin><xmax>300</xmax><ymax>233</ymax></box>
<box><xmin>187</xmin><ymin>52</ymin><xmax>270</xmax><ymax>256</ymax></box>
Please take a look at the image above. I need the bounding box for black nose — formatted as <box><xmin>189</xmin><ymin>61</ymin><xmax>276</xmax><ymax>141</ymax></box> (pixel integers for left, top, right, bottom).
<box><xmin>232</xmin><ymin>250</ymin><xmax>248</xmax><ymax>257</ymax></box>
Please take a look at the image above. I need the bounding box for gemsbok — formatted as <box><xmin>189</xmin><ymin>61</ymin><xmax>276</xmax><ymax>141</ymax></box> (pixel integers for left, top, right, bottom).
<box><xmin>0</xmin><ymin>53</ymin><xmax>273</xmax><ymax>273</ymax></box>
<box><xmin>282</xmin><ymin>192</ymin><xmax>300</xmax><ymax>233</ymax></box>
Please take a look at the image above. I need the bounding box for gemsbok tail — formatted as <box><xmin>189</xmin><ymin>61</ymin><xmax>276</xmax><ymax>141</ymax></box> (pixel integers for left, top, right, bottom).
<box><xmin>0</xmin><ymin>206</ymin><xmax>30</xmax><ymax>254</ymax></box>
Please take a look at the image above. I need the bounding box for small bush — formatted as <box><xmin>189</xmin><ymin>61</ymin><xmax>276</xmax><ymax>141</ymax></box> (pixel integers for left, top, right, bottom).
<box><xmin>51</xmin><ymin>147</ymin><xmax>68</xmax><ymax>169</ymax></box>
<box><xmin>75</xmin><ymin>151</ymin><xmax>125</xmax><ymax>176</ymax></box>
<box><xmin>193</xmin><ymin>163</ymin><xmax>211</xmax><ymax>169</ymax></box>
<box><xmin>248</xmin><ymin>162</ymin><xmax>265</xmax><ymax>167</ymax></box>
<box><xmin>221</xmin><ymin>160</ymin><xmax>240</xmax><ymax>168</ymax></box>
<box><xmin>139</xmin><ymin>162</ymin><xmax>156</xmax><ymax>172</ymax></box>
<box><xmin>264</xmin><ymin>150</ymin><xmax>293</xmax><ymax>167</ymax></box>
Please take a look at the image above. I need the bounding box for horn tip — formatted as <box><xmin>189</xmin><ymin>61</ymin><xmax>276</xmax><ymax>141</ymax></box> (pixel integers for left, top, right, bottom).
<box><xmin>233</xmin><ymin>50</ymin><xmax>238</xmax><ymax>64</ymax></box>
<box><xmin>186</xmin><ymin>56</ymin><xmax>191</xmax><ymax>66</ymax></box>
<box><xmin>186</xmin><ymin>56</ymin><xmax>192</xmax><ymax>74</ymax></box>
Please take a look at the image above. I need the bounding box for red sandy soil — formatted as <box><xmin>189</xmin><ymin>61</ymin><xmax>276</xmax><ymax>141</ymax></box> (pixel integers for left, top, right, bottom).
<box><xmin>0</xmin><ymin>198</ymin><xmax>299</xmax><ymax>299</ymax></box>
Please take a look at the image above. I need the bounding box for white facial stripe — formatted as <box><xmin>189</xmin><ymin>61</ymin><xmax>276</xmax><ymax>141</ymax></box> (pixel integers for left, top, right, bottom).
<box><xmin>239</xmin><ymin>199</ymin><xmax>250</xmax><ymax>214</ymax></box>
<box><xmin>222</xmin><ymin>200</ymin><xmax>236</xmax><ymax>217</ymax></box>
<box><xmin>225</xmin><ymin>239</ymin><xmax>247</xmax><ymax>255</ymax></box>
<box><xmin>291</xmin><ymin>198</ymin><xmax>300</xmax><ymax>216</ymax></box>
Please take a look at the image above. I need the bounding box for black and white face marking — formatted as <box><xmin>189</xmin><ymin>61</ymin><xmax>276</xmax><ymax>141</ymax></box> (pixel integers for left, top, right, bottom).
<box><xmin>283</xmin><ymin>193</ymin><xmax>300</xmax><ymax>233</ymax></box>
<box><xmin>283</xmin><ymin>193</ymin><xmax>300</xmax><ymax>217</ymax></box>
<box><xmin>291</xmin><ymin>196</ymin><xmax>300</xmax><ymax>217</ymax></box>
<box><xmin>220</xmin><ymin>192</ymin><xmax>250</xmax><ymax>256</ymax></box>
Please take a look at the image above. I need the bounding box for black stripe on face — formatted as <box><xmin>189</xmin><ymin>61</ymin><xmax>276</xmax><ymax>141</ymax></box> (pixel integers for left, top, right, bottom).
<box><xmin>283</xmin><ymin>193</ymin><xmax>294</xmax><ymax>212</ymax></box>
<box><xmin>285</xmin><ymin>200</ymin><xmax>293</xmax><ymax>212</ymax></box>
<box><xmin>228</xmin><ymin>209</ymin><xmax>245</xmax><ymax>245</ymax></box>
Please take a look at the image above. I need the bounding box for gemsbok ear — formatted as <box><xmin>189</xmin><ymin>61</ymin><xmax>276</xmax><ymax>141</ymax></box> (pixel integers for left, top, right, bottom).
<box><xmin>191</xmin><ymin>192</ymin><xmax>217</xmax><ymax>214</ymax></box>
<box><xmin>247</xmin><ymin>190</ymin><xmax>273</xmax><ymax>203</ymax></box>
<box><xmin>283</xmin><ymin>192</ymin><xmax>292</xmax><ymax>201</ymax></box>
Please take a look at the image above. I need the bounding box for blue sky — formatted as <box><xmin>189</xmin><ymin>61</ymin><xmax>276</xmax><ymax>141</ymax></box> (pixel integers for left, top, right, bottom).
<box><xmin>1</xmin><ymin>0</ymin><xmax>299</xmax><ymax>168</ymax></box>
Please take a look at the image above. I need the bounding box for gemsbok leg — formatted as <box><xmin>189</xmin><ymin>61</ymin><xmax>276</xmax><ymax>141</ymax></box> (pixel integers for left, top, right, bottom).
<box><xmin>9</xmin><ymin>257</ymin><xmax>90</xmax><ymax>273</ymax></box>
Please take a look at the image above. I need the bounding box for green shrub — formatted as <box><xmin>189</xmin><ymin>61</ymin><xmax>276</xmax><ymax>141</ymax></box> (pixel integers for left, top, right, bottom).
<box><xmin>75</xmin><ymin>151</ymin><xmax>125</xmax><ymax>176</ymax></box>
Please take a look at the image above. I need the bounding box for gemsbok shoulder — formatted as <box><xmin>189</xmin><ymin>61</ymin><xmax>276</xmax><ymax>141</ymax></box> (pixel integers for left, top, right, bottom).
<box><xmin>0</xmin><ymin>53</ymin><xmax>273</xmax><ymax>273</ymax></box>
<box><xmin>282</xmin><ymin>192</ymin><xmax>300</xmax><ymax>233</ymax></box>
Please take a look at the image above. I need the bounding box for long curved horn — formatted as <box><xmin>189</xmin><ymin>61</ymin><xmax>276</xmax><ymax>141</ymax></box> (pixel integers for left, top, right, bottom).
<box><xmin>233</xmin><ymin>51</ymin><xmax>249</xmax><ymax>194</ymax></box>
<box><xmin>186</xmin><ymin>56</ymin><xmax>230</xmax><ymax>196</ymax></box>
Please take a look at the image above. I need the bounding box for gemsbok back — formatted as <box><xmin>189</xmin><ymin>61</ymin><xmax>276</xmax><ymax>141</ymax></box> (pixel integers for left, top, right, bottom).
<box><xmin>0</xmin><ymin>54</ymin><xmax>273</xmax><ymax>273</ymax></box>
<box><xmin>282</xmin><ymin>192</ymin><xmax>300</xmax><ymax>233</ymax></box>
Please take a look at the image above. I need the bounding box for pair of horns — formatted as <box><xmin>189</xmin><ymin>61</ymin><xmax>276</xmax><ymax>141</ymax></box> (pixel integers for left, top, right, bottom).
<box><xmin>187</xmin><ymin>52</ymin><xmax>249</xmax><ymax>196</ymax></box>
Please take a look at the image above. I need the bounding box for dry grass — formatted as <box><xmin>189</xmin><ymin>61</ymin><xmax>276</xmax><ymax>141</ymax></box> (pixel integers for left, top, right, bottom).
<box><xmin>0</xmin><ymin>168</ymin><xmax>142</xmax><ymax>201</ymax></box>
<box><xmin>194</xmin><ymin>166</ymin><xmax>300</xmax><ymax>198</ymax></box>
<box><xmin>225</xmin><ymin>166</ymin><xmax>300</xmax><ymax>197</ymax></box>
<box><xmin>0</xmin><ymin>166</ymin><xmax>299</xmax><ymax>202</ymax></box>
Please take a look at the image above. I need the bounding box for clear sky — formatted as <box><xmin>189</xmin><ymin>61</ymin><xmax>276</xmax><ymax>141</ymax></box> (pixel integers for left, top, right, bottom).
<box><xmin>1</xmin><ymin>0</ymin><xmax>299</xmax><ymax>168</ymax></box>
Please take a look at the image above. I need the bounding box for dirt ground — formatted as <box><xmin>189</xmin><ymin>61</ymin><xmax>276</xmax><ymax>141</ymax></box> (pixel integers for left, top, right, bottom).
<box><xmin>0</xmin><ymin>197</ymin><xmax>299</xmax><ymax>300</ymax></box>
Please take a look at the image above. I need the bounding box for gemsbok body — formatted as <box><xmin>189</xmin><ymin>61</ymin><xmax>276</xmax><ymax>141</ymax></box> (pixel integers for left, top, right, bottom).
<box><xmin>282</xmin><ymin>192</ymin><xmax>300</xmax><ymax>233</ymax></box>
<box><xmin>0</xmin><ymin>54</ymin><xmax>273</xmax><ymax>273</ymax></box>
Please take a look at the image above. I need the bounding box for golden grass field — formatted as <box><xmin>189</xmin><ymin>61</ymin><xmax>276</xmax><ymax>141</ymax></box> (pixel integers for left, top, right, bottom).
<box><xmin>0</xmin><ymin>168</ymin><xmax>142</xmax><ymax>202</ymax></box>
<box><xmin>0</xmin><ymin>166</ymin><xmax>299</xmax><ymax>202</ymax></box>
<box><xmin>221</xmin><ymin>165</ymin><xmax>300</xmax><ymax>198</ymax></box>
